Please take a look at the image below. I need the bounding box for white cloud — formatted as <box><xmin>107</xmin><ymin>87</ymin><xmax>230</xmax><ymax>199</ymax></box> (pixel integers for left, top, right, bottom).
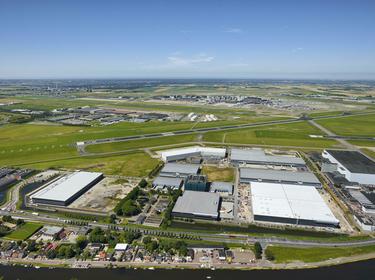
<box><xmin>223</xmin><ymin>28</ymin><xmax>243</xmax><ymax>33</ymax></box>
<box><xmin>292</xmin><ymin>47</ymin><xmax>303</xmax><ymax>52</ymax></box>
<box><xmin>167</xmin><ymin>53</ymin><xmax>214</xmax><ymax>66</ymax></box>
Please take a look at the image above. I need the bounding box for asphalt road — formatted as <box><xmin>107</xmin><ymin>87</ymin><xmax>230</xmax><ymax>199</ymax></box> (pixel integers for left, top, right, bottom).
<box><xmin>81</xmin><ymin>111</ymin><xmax>375</xmax><ymax>153</ymax></box>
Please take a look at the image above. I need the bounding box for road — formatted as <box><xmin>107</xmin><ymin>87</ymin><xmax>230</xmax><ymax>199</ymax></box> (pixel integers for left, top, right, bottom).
<box><xmin>2</xmin><ymin>208</ymin><xmax>375</xmax><ymax>248</ymax></box>
<box><xmin>79</xmin><ymin>111</ymin><xmax>375</xmax><ymax>154</ymax></box>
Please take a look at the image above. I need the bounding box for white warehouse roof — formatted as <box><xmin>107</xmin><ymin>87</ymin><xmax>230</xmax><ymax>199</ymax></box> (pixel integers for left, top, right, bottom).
<box><xmin>231</xmin><ymin>148</ymin><xmax>305</xmax><ymax>166</ymax></box>
<box><xmin>251</xmin><ymin>182</ymin><xmax>339</xmax><ymax>226</ymax></box>
<box><xmin>161</xmin><ymin>146</ymin><xmax>226</xmax><ymax>161</ymax></box>
<box><xmin>31</xmin><ymin>171</ymin><xmax>103</xmax><ymax>204</ymax></box>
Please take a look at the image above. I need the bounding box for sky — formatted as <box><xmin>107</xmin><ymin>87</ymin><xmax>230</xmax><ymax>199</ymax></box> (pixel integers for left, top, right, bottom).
<box><xmin>0</xmin><ymin>0</ymin><xmax>375</xmax><ymax>79</ymax></box>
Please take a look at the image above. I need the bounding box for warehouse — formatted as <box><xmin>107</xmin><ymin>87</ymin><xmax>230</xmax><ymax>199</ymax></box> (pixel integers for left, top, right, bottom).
<box><xmin>161</xmin><ymin>146</ymin><xmax>226</xmax><ymax>162</ymax></box>
<box><xmin>31</xmin><ymin>171</ymin><xmax>104</xmax><ymax>206</ymax></box>
<box><xmin>349</xmin><ymin>190</ymin><xmax>375</xmax><ymax>214</ymax></box>
<box><xmin>251</xmin><ymin>182</ymin><xmax>339</xmax><ymax>227</ymax></box>
<box><xmin>322</xmin><ymin>150</ymin><xmax>375</xmax><ymax>185</ymax></box>
<box><xmin>159</xmin><ymin>163</ymin><xmax>200</xmax><ymax>178</ymax></box>
<box><xmin>210</xmin><ymin>181</ymin><xmax>234</xmax><ymax>195</ymax></box>
<box><xmin>172</xmin><ymin>191</ymin><xmax>220</xmax><ymax>220</ymax></box>
<box><xmin>240</xmin><ymin>168</ymin><xmax>321</xmax><ymax>187</ymax></box>
<box><xmin>230</xmin><ymin>148</ymin><xmax>305</xmax><ymax>167</ymax></box>
<box><xmin>152</xmin><ymin>176</ymin><xmax>183</xmax><ymax>192</ymax></box>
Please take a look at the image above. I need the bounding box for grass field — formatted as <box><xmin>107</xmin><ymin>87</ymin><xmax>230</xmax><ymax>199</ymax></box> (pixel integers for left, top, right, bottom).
<box><xmin>86</xmin><ymin>134</ymin><xmax>198</xmax><ymax>153</ymax></box>
<box><xmin>201</xmin><ymin>166</ymin><xmax>235</xmax><ymax>182</ymax></box>
<box><xmin>22</xmin><ymin>152</ymin><xmax>160</xmax><ymax>177</ymax></box>
<box><xmin>5</xmin><ymin>222</ymin><xmax>43</xmax><ymax>241</ymax></box>
<box><xmin>203</xmin><ymin>121</ymin><xmax>340</xmax><ymax>148</ymax></box>
<box><xmin>362</xmin><ymin>149</ymin><xmax>375</xmax><ymax>160</ymax></box>
<box><xmin>266</xmin><ymin>244</ymin><xmax>375</xmax><ymax>263</ymax></box>
<box><xmin>315</xmin><ymin>113</ymin><xmax>375</xmax><ymax>137</ymax></box>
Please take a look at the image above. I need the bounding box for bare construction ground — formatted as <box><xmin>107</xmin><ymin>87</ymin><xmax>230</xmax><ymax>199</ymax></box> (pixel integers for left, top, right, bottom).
<box><xmin>68</xmin><ymin>177</ymin><xmax>140</xmax><ymax>213</ymax></box>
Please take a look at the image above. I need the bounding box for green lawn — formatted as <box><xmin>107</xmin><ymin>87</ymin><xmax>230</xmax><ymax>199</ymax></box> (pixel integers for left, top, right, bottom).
<box><xmin>266</xmin><ymin>244</ymin><xmax>375</xmax><ymax>263</ymax></box>
<box><xmin>5</xmin><ymin>222</ymin><xmax>43</xmax><ymax>241</ymax></box>
<box><xmin>315</xmin><ymin>113</ymin><xmax>375</xmax><ymax>137</ymax></box>
<box><xmin>203</xmin><ymin>121</ymin><xmax>339</xmax><ymax>148</ymax></box>
<box><xmin>361</xmin><ymin>149</ymin><xmax>375</xmax><ymax>160</ymax></box>
<box><xmin>201</xmin><ymin>166</ymin><xmax>235</xmax><ymax>182</ymax></box>
<box><xmin>86</xmin><ymin>134</ymin><xmax>198</xmax><ymax>154</ymax></box>
<box><xmin>22</xmin><ymin>152</ymin><xmax>160</xmax><ymax>177</ymax></box>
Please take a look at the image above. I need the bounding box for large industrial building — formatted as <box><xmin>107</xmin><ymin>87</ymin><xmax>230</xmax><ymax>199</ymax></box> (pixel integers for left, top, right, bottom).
<box><xmin>240</xmin><ymin>168</ymin><xmax>321</xmax><ymax>187</ymax></box>
<box><xmin>161</xmin><ymin>146</ymin><xmax>226</xmax><ymax>162</ymax></box>
<box><xmin>322</xmin><ymin>150</ymin><xmax>375</xmax><ymax>185</ymax></box>
<box><xmin>172</xmin><ymin>191</ymin><xmax>220</xmax><ymax>220</ymax></box>
<box><xmin>184</xmin><ymin>175</ymin><xmax>208</xmax><ymax>192</ymax></box>
<box><xmin>159</xmin><ymin>163</ymin><xmax>200</xmax><ymax>178</ymax></box>
<box><xmin>152</xmin><ymin>176</ymin><xmax>183</xmax><ymax>192</ymax></box>
<box><xmin>250</xmin><ymin>182</ymin><xmax>339</xmax><ymax>227</ymax></box>
<box><xmin>230</xmin><ymin>148</ymin><xmax>306</xmax><ymax>167</ymax></box>
<box><xmin>210</xmin><ymin>181</ymin><xmax>234</xmax><ymax>196</ymax></box>
<box><xmin>31</xmin><ymin>171</ymin><xmax>103</xmax><ymax>206</ymax></box>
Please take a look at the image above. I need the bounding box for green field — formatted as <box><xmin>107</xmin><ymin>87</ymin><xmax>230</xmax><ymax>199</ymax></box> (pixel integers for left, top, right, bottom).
<box><xmin>22</xmin><ymin>152</ymin><xmax>160</xmax><ymax>177</ymax></box>
<box><xmin>315</xmin><ymin>113</ymin><xmax>375</xmax><ymax>137</ymax></box>
<box><xmin>203</xmin><ymin>121</ymin><xmax>340</xmax><ymax>148</ymax></box>
<box><xmin>201</xmin><ymin>166</ymin><xmax>235</xmax><ymax>182</ymax></box>
<box><xmin>86</xmin><ymin>134</ymin><xmax>198</xmax><ymax>154</ymax></box>
<box><xmin>5</xmin><ymin>222</ymin><xmax>43</xmax><ymax>241</ymax></box>
<box><xmin>266</xmin><ymin>245</ymin><xmax>375</xmax><ymax>263</ymax></box>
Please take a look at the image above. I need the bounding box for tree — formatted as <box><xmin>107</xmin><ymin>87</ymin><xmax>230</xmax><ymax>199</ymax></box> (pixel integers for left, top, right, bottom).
<box><xmin>2</xmin><ymin>215</ymin><xmax>13</xmax><ymax>223</ymax></box>
<box><xmin>16</xmin><ymin>219</ymin><xmax>25</xmax><ymax>226</ymax></box>
<box><xmin>27</xmin><ymin>241</ymin><xmax>37</xmax><ymax>252</ymax></box>
<box><xmin>88</xmin><ymin>227</ymin><xmax>108</xmax><ymax>243</ymax></box>
<box><xmin>122</xmin><ymin>200</ymin><xmax>140</xmax><ymax>217</ymax></box>
<box><xmin>46</xmin><ymin>249</ymin><xmax>57</xmax><ymax>259</ymax></box>
<box><xmin>123</xmin><ymin>231</ymin><xmax>141</xmax><ymax>244</ymax></box>
<box><xmin>254</xmin><ymin>242</ymin><xmax>262</xmax><ymax>259</ymax></box>
<box><xmin>138</xmin><ymin>179</ymin><xmax>148</xmax><ymax>188</ymax></box>
<box><xmin>75</xmin><ymin>235</ymin><xmax>88</xmax><ymax>250</ymax></box>
<box><xmin>109</xmin><ymin>214</ymin><xmax>117</xmax><ymax>224</ymax></box>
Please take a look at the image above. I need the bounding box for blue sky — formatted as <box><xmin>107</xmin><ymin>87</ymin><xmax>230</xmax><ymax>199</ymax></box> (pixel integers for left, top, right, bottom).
<box><xmin>0</xmin><ymin>0</ymin><xmax>374</xmax><ymax>79</ymax></box>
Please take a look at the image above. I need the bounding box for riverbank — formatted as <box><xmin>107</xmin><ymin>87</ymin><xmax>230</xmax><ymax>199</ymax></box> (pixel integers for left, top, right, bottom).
<box><xmin>1</xmin><ymin>251</ymin><xmax>375</xmax><ymax>271</ymax></box>
<box><xmin>1</xmin><ymin>258</ymin><xmax>375</xmax><ymax>280</ymax></box>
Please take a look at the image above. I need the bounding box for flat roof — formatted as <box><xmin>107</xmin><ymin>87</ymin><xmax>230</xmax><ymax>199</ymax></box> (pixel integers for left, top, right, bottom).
<box><xmin>32</xmin><ymin>171</ymin><xmax>103</xmax><ymax>203</ymax></box>
<box><xmin>172</xmin><ymin>191</ymin><xmax>220</xmax><ymax>218</ymax></box>
<box><xmin>152</xmin><ymin>176</ymin><xmax>183</xmax><ymax>187</ymax></box>
<box><xmin>231</xmin><ymin>148</ymin><xmax>305</xmax><ymax>165</ymax></box>
<box><xmin>210</xmin><ymin>181</ymin><xmax>234</xmax><ymax>193</ymax></box>
<box><xmin>240</xmin><ymin>168</ymin><xmax>320</xmax><ymax>185</ymax></box>
<box><xmin>251</xmin><ymin>182</ymin><xmax>338</xmax><ymax>224</ymax></box>
<box><xmin>161</xmin><ymin>163</ymin><xmax>200</xmax><ymax>175</ymax></box>
<box><xmin>325</xmin><ymin>150</ymin><xmax>375</xmax><ymax>174</ymax></box>
<box><xmin>161</xmin><ymin>146</ymin><xmax>226</xmax><ymax>160</ymax></box>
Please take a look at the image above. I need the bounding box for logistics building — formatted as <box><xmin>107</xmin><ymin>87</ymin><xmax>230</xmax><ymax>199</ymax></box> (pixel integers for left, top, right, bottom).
<box><xmin>322</xmin><ymin>150</ymin><xmax>375</xmax><ymax>185</ymax></box>
<box><xmin>172</xmin><ymin>191</ymin><xmax>220</xmax><ymax>220</ymax></box>
<box><xmin>161</xmin><ymin>146</ymin><xmax>226</xmax><ymax>162</ymax></box>
<box><xmin>250</xmin><ymin>182</ymin><xmax>339</xmax><ymax>227</ymax></box>
<box><xmin>230</xmin><ymin>148</ymin><xmax>305</xmax><ymax>167</ymax></box>
<box><xmin>210</xmin><ymin>181</ymin><xmax>234</xmax><ymax>195</ymax></box>
<box><xmin>31</xmin><ymin>171</ymin><xmax>103</xmax><ymax>206</ymax></box>
<box><xmin>159</xmin><ymin>163</ymin><xmax>200</xmax><ymax>178</ymax></box>
<box><xmin>240</xmin><ymin>168</ymin><xmax>321</xmax><ymax>187</ymax></box>
<box><xmin>152</xmin><ymin>176</ymin><xmax>183</xmax><ymax>192</ymax></box>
